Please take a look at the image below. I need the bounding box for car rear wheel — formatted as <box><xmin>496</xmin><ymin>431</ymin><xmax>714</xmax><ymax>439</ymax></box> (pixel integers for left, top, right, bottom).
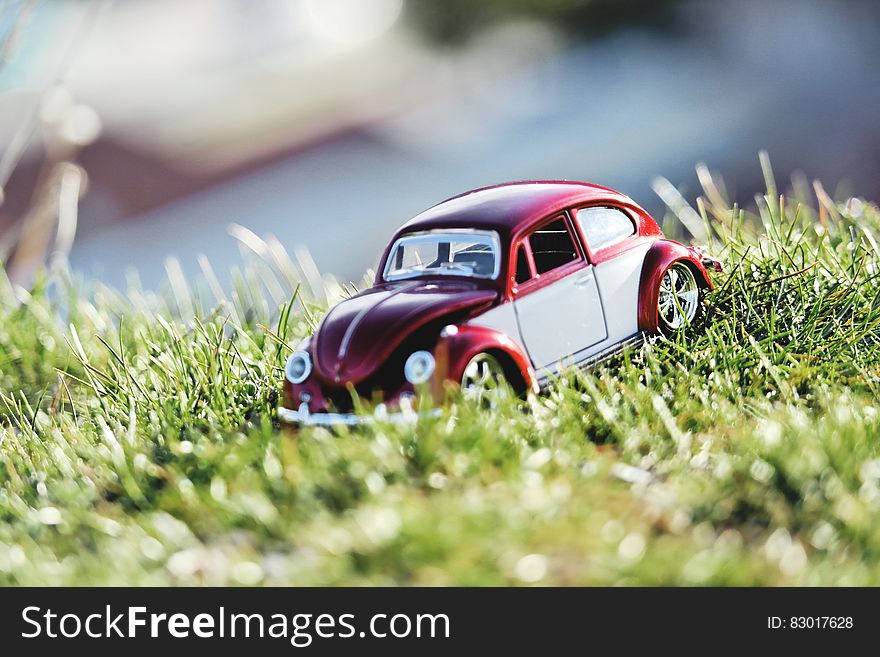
<box><xmin>657</xmin><ymin>262</ymin><xmax>701</xmax><ymax>334</ymax></box>
<box><xmin>461</xmin><ymin>352</ymin><xmax>510</xmax><ymax>405</ymax></box>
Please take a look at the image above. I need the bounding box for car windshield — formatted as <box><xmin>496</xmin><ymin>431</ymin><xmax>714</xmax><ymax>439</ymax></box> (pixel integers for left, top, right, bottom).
<box><xmin>384</xmin><ymin>230</ymin><xmax>500</xmax><ymax>281</ymax></box>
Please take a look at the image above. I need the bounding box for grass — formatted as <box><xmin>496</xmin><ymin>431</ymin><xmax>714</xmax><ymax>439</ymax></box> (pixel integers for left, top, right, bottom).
<box><xmin>3</xmin><ymin>160</ymin><xmax>880</xmax><ymax>585</ymax></box>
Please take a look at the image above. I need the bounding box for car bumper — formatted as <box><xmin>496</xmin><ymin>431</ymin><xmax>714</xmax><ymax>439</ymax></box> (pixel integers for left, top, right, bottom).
<box><xmin>278</xmin><ymin>402</ymin><xmax>438</xmax><ymax>427</ymax></box>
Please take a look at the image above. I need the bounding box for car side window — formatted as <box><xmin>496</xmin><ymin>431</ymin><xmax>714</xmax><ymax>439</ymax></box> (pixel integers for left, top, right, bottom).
<box><xmin>514</xmin><ymin>243</ymin><xmax>532</xmax><ymax>284</ymax></box>
<box><xmin>528</xmin><ymin>217</ymin><xmax>579</xmax><ymax>275</ymax></box>
<box><xmin>575</xmin><ymin>206</ymin><xmax>635</xmax><ymax>251</ymax></box>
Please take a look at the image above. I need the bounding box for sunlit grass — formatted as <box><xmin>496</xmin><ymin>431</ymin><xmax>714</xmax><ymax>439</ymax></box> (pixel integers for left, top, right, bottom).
<box><xmin>2</xmin><ymin>162</ymin><xmax>880</xmax><ymax>585</ymax></box>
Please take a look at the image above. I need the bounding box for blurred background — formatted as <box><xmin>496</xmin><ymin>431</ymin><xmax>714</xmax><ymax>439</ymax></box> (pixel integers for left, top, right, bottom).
<box><xmin>2</xmin><ymin>0</ymin><xmax>880</xmax><ymax>291</ymax></box>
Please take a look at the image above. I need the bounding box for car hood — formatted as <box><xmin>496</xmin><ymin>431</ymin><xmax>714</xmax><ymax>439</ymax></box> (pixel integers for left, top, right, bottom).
<box><xmin>312</xmin><ymin>279</ymin><xmax>497</xmax><ymax>385</ymax></box>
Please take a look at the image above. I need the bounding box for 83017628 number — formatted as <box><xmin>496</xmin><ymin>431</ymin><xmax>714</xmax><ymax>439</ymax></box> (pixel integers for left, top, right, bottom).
<box><xmin>768</xmin><ymin>616</ymin><xmax>853</xmax><ymax>629</ymax></box>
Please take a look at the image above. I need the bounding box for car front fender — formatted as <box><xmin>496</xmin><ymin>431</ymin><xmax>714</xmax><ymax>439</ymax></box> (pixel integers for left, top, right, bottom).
<box><xmin>637</xmin><ymin>240</ymin><xmax>714</xmax><ymax>333</ymax></box>
<box><xmin>432</xmin><ymin>324</ymin><xmax>539</xmax><ymax>397</ymax></box>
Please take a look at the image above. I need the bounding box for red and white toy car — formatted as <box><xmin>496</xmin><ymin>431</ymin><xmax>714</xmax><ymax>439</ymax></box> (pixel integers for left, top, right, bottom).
<box><xmin>280</xmin><ymin>181</ymin><xmax>721</xmax><ymax>426</ymax></box>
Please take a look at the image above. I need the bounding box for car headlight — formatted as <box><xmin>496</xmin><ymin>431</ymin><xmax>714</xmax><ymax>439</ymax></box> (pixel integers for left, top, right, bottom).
<box><xmin>285</xmin><ymin>350</ymin><xmax>312</xmax><ymax>384</ymax></box>
<box><xmin>404</xmin><ymin>350</ymin><xmax>435</xmax><ymax>384</ymax></box>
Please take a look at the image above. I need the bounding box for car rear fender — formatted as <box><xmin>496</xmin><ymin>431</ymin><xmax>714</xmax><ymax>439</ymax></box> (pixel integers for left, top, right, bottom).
<box><xmin>637</xmin><ymin>240</ymin><xmax>714</xmax><ymax>333</ymax></box>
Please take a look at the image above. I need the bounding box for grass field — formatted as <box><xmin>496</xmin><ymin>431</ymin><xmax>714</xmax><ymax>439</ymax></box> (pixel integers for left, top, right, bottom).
<box><xmin>3</xmin><ymin>162</ymin><xmax>880</xmax><ymax>585</ymax></box>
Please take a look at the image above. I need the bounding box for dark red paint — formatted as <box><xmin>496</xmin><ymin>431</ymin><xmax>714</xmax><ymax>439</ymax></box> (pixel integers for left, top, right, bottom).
<box><xmin>312</xmin><ymin>280</ymin><xmax>496</xmax><ymax>385</ymax></box>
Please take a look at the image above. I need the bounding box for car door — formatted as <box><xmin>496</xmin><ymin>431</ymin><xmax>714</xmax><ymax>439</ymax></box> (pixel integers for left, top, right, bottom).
<box><xmin>572</xmin><ymin>205</ymin><xmax>650</xmax><ymax>345</ymax></box>
<box><xmin>512</xmin><ymin>214</ymin><xmax>607</xmax><ymax>373</ymax></box>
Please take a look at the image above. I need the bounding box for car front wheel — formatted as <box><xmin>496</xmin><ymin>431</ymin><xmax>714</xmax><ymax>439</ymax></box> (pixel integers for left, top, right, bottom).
<box><xmin>657</xmin><ymin>262</ymin><xmax>702</xmax><ymax>335</ymax></box>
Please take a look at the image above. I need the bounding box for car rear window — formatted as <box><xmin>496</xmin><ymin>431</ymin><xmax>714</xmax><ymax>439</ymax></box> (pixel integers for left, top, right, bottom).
<box><xmin>575</xmin><ymin>206</ymin><xmax>635</xmax><ymax>251</ymax></box>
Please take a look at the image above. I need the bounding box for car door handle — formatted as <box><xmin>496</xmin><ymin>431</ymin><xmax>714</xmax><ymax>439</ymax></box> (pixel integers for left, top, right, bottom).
<box><xmin>573</xmin><ymin>271</ymin><xmax>594</xmax><ymax>286</ymax></box>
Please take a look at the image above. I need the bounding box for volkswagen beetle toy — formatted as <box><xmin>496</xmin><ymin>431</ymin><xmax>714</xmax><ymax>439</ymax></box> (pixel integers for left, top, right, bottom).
<box><xmin>280</xmin><ymin>181</ymin><xmax>721</xmax><ymax>426</ymax></box>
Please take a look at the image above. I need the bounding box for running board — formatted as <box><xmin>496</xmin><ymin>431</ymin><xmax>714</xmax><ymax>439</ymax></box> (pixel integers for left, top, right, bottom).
<box><xmin>535</xmin><ymin>333</ymin><xmax>647</xmax><ymax>390</ymax></box>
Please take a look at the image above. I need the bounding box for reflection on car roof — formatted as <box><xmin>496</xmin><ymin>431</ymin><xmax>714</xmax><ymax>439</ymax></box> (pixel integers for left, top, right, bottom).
<box><xmin>400</xmin><ymin>181</ymin><xmax>634</xmax><ymax>236</ymax></box>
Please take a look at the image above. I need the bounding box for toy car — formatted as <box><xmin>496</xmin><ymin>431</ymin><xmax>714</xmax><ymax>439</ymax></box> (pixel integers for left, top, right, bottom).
<box><xmin>279</xmin><ymin>181</ymin><xmax>721</xmax><ymax>426</ymax></box>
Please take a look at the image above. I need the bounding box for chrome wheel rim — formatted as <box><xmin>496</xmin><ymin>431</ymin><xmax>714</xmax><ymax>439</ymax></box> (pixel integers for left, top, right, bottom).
<box><xmin>461</xmin><ymin>353</ymin><xmax>508</xmax><ymax>403</ymax></box>
<box><xmin>658</xmin><ymin>263</ymin><xmax>699</xmax><ymax>330</ymax></box>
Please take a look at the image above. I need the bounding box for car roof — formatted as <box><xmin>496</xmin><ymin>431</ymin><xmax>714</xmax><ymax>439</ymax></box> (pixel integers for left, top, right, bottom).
<box><xmin>397</xmin><ymin>181</ymin><xmax>639</xmax><ymax>237</ymax></box>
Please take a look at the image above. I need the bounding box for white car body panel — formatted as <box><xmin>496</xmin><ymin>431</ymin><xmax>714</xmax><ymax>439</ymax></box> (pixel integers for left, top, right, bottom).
<box><xmin>513</xmin><ymin>264</ymin><xmax>607</xmax><ymax>373</ymax></box>
<box><xmin>463</xmin><ymin>240</ymin><xmax>651</xmax><ymax>383</ymax></box>
<box><xmin>592</xmin><ymin>242</ymin><xmax>651</xmax><ymax>346</ymax></box>
<box><xmin>466</xmin><ymin>303</ymin><xmax>528</xmax><ymax>354</ymax></box>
